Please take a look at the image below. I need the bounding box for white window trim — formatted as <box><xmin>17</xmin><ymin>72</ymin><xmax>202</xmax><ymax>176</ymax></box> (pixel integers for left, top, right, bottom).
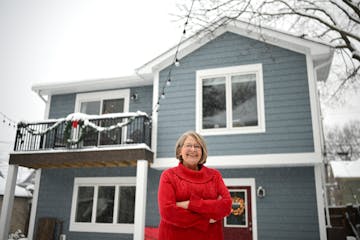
<box><xmin>74</xmin><ymin>89</ymin><xmax>130</xmax><ymax>145</ymax></box>
<box><xmin>196</xmin><ymin>64</ymin><xmax>265</xmax><ymax>135</ymax></box>
<box><xmin>74</xmin><ymin>89</ymin><xmax>130</xmax><ymax>114</ymax></box>
<box><xmin>69</xmin><ymin>177</ymin><xmax>136</xmax><ymax>234</ymax></box>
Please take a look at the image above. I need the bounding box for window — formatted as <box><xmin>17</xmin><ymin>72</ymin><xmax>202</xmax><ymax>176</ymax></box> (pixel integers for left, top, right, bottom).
<box><xmin>70</xmin><ymin>177</ymin><xmax>136</xmax><ymax>233</ymax></box>
<box><xmin>75</xmin><ymin>89</ymin><xmax>129</xmax><ymax>115</ymax></box>
<box><xmin>74</xmin><ymin>89</ymin><xmax>130</xmax><ymax>146</ymax></box>
<box><xmin>196</xmin><ymin>64</ymin><xmax>265</xmax><ymax>135</ymax></box>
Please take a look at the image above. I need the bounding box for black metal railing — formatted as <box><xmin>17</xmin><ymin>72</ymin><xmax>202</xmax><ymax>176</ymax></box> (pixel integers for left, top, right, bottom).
<box><xmin>13</xmin><ymin>112</ymin><xmax>151</xmax><ymax>152</ymax></box>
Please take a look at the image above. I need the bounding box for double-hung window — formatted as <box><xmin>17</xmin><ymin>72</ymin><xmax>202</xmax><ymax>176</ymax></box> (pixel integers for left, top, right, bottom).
<box><xmin>196</xmin><ymin>64</ymin><xmax>265</xmax><ymax>135</ymax></box>
<box><xmin>70</xmin><ymin>177</ymin><xmax>136</xmax><ymax>233</ymax></box>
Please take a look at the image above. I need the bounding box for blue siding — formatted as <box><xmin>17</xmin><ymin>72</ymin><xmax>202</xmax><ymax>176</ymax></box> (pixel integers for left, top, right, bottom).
<box><xmin>36</xmin><ymin>167</ymin><xmax>137</xmax><ymax>240</ymax></box>
<box><xmin>36</xmin><ymin>165</ymin><xmax>319</xmax><ymax>239</ymax></box>
<box><xmin>157</xmin><ymin>31</ymin><xmax>314</xmax><ymax>158</ymax></box>
<box><xmin>145</xmin><ymin>166</ymin><xmax>320</xmax><ymax>240</ymax></box>
<box><xmin>49</xmin><ymin>94</ymin><xmax>76</xmax><ymax>119</ymax></box>
<box><xmin>48</xmin><ymin>85</ymin><xmax>153</xmax><ymax>119</ymax></box>
<box><xmin>129</xmin><ymin>85</ymin><xmax>153</xmax><ymax>115</ymax></box>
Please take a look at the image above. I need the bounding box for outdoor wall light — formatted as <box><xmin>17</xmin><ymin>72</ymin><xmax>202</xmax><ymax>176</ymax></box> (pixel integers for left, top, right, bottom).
<box><xmin>131</xmin><ymin>93</ymin><xmax>138</xmax><ymax>101</ymax></box>
<box><xmin>257</xmin><ymin>186</ymin><xmax>266</xmax><ymax>198</ymax></box>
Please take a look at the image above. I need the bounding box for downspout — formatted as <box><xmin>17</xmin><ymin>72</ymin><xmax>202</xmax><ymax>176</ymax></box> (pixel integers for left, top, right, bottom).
<box><xmin>314</xmin><ymin>58</ymin><xmax>333</xmax><ymax>228</ymax></box>
<box><xmin>36</xmin><ymin>90</ymin><xmax>47</xmax><ymax>104</ymax></box>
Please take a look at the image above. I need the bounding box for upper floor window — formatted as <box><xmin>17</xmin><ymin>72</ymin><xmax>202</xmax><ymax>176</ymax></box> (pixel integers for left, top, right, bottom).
<box><xmin>70</xmin><ymin>177</ymin><xmax>136</xmax><ymax>234</ymax></box>
<box><xmin>75</xmin><ymin>89</ymin><xmax>129</xmax><ymax>115</ymax></box>
<box><xmin>74</xmin><ymin>89</ymin><xmax>130</xmax><ymax>146</ymax></box>
<box><xmin>196</xmin><ymin>64</ymin><xmax>265</xmax><ymax>135</ymax></box>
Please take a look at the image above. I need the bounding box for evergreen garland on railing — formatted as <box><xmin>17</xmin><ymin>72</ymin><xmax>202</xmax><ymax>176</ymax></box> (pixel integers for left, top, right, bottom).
<box><xmin>18</xmin><ymin>112</ymin><xmax>143</xmax><ymax>145</ymax></box>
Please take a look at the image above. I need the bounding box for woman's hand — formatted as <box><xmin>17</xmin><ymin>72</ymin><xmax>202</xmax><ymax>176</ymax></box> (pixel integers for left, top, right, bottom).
<box><xmin>209</xmin><ymin>219</ymin><xmax>217</xmax><ymax>223</ymax></box>
<box><xmin>176</xmin><ymin>200</ymin><xmax>190</xmax><ymax>209</ymax></box>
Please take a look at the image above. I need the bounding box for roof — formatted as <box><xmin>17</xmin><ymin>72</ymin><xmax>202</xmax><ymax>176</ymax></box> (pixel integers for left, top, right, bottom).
<box><xmin>32</xmin><ymin>73</ymin><xmax>153</xmax><ymax>96</ymax></box>
<box><xmin>0</xmin><ymin>176</ymin><xmax>32</xmax><ymax>198</ymax></box>
<box><xmin>32</xmin><ymin>18</ymin><xmax>334</xmax><ymax>96</ymax></box>
<box><xmin>136</xmin><ymin>18</ymin><xmax>334</xmax><ymax>79</ymax></box>
<box><xmin>330</xmin><ymin>159</ymin><xmax>360</xmax><ymax>179</ymax></box>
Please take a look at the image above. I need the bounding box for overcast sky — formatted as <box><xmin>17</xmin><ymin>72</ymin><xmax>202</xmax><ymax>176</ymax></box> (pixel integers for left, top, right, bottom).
<box><xmin>0</xmin><ymin>0</ymin><xmax>359</xmax><ymax>166</ymax></box>
<box><xmin>0</xmin><ymin>0</ymin><xmax>181</xmax><ymax>177</ymax></box>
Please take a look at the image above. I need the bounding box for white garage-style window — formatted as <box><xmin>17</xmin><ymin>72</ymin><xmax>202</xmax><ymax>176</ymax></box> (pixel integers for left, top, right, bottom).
<box><xmin>69</xmin><ymin>177</ymin><xmax>136</xmax><ymax>233</ymax></box>
<box><xmin>196</xmin><ymin>64</ymin><xmax>265</xmax><ymax>135</ymax></box>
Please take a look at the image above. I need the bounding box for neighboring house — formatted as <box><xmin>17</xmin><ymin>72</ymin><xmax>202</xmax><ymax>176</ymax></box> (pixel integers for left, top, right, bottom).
<box><xmin>0</xmin><ymin>174</ymin><xmax>32</xmax><ymax>235</ymax></box>
<box><xmin>0</xmin><ymin>19</ymin><xmax>334</xmax><ymax>240</ymax></box>
<box><xmin>329</xmin><ymin>160</ymin><xmax>360</xmax><ymax>206</ymax></box>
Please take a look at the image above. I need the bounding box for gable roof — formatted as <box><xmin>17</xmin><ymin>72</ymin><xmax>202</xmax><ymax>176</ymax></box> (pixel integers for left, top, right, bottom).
<box><xmin>136</xmin><ymin>18</ymin><xmax>334</xmax><ymax>81</ymax></box>
<box><xmin>330</xmin><ymin>159</ymin><xmax>360</xmax><ymax>179</ymax></box>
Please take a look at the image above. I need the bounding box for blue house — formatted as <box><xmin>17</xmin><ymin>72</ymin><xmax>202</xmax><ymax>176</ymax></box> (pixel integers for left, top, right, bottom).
<box><xmin>0</xmin><ymin>19</ymin><xmax>333</xmax><ymax>240</ymax></box>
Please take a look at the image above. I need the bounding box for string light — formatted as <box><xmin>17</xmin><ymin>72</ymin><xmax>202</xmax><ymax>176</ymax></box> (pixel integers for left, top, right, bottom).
<box><xmin>0</xmin><ymin>111</ymin><xmax>17</xmax><ymax>128</ymax></box>
<box><xmin>154</xmin><ymin>0</ymin><xmax>195</xmax><ymax>113</ymax></box>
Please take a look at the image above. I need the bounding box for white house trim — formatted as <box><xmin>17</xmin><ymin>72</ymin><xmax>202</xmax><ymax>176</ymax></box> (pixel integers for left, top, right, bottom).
<box><xmin>74</xmin><ymin>89</ymin><xmax>130</xmax><ymax>114</ymax></box>
<box><xmin>0</xmin><ymin>165</ymin><xmax>18</xmax><ymax>240</ymax></box>
<box><xmin>27</xmin><ymin>169</ymin><xmax>41</xmax><ymax>240</ymax></box>
<box><xmin>69</xmin><ymin>176</ymin><xmax>136</xmax><ymax>234</ymax></box>
<box><xmin>315</xmin><ymin>164</ymin><xmax>328</xmax><ymax>240</ymax></box>
<box><xmin>151</xmin><ymin>152</ymin><xmax>322</xmax><ymax>170</ymax></box>
<box><xmin>306</xmin><ymin>54</ymin><xmax>322</xmax><ymax>159</ymax></box>
<box><xmin>195</xmin><ymin>63</ymin><xmax>266</xmax><ymax>135</ymax></box>
<box><xmin>224</xmin><ymin>178</ymin><xmax>258</xmax><ymax>240</ymax></box>
<box><xmin>133</xmin><ymin>160</ymin><xmax>148</xmax><ymax>240</ymax></box>
<box><xmin>32</xmin><ymin>74</ymin><xmax>153</xmax><ymax>96</ymax></box>
<box><xmin>151</xmin><ymin>71</ymin><xmax>160</xmax><ymax>159</ymax></box>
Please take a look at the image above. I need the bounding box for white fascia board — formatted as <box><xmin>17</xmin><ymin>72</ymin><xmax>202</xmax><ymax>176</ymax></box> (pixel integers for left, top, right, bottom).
<box><xmin>151</xmin><ymin>152</ymin><xmax>322</xmax><ymax>170</ymax></box>
<box><xmin>32</xmin><ymin>74</ymin><xmax>153</xmax><ymax>96</ymax></box>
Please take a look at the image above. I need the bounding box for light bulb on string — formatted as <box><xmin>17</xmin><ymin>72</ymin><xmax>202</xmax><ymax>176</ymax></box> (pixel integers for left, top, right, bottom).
<box><xmin>166</xmin><ymin>78</ymin><xmax>171</xmax><ymax>86</ymax></box>
<box><xmin>175</xmin><ymin>58</ymin><xmax>180</xmax><ymax>67</ymax></box>
<box><xmin>161</xmin><ymin>91</ymin><xmax>166</xmax><ymax>99</ymax></box>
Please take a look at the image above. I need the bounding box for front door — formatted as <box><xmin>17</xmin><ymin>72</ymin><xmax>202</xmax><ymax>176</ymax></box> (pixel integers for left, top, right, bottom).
<box><xmin>223</xmin><ymin>186</ymin><xmax>253</xmax><ymax>240</ymax></box>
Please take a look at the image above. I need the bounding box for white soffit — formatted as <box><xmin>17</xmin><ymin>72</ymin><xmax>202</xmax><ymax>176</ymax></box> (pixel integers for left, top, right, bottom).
<box><xmin>32</xmin><ymin>74</ymin><xmax>153</xmax><ymax>96</ymax></box>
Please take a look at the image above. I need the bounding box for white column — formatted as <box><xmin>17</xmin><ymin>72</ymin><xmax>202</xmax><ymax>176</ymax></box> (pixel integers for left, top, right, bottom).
<box><xmin>315</xmin><ymin>164</ymin><xmax>327</xmax><ymax>240</ymax></box>
<box><xmin>27</xmin><ymin>169</ymin><xmax>42</xmax><ymax>240</ymax></box>
<box><xmin>133</xmin><ymin>160</ymin><xmax>148</xmax><ymax>240</ymax></box>
<box><xmin>0</xmin><ymin>164</ymin><xmax>19</xmax><ymax>240</ymax></box>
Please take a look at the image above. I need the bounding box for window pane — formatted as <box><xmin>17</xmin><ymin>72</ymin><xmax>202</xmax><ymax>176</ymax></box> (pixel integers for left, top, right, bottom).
<box><xmin>80</xmin><ymin>101</ymin><xmax>101</xmax><ymax>115</ymax></box>
<box><xmin>100</xmin><ymin>99</ymin><xmax>124</xmax><ymax>145</ymax></box>
<box><xmin>231</xmin><ymin>74</ymin><xmax>258</xmax><ymax>127</ymax></box>
<box><xmin>96</xmin><ymin>186</ymin><xmax>115</xmax><ymax>223</ymax></box>
<box><xmin>118</xmin><ymin>186</ymin><xmax>136</xmax><ymax>223</ymax></box>
<box><xmin>102</xmin><ymin>99</ymin><xmax>124</xmax><ymax>114</ymax></box>
<box><xmin>202</xmin><ymin>77</ymin><xmax>226</xmax><ymax>129</ymax></box>
<box><xmin>75</xmin><ymin>186</ymin><xmax>94</xmax><ymax>222</ymax></box>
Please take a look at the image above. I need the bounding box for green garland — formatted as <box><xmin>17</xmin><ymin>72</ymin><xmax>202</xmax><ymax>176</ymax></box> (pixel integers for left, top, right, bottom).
<box><xmin>64</xmin><ymin>120</ymin><xmax>86</xmax><ymax>145</ymax></box>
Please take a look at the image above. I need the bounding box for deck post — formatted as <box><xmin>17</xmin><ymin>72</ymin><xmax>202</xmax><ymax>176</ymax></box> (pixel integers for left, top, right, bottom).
<box><xmin>133</xmin><ymin>160</ymin><xmax>148</xmax><ymax>240</ymax></box>
<box><xmin>0</xmin><ymin>164</ymin><xmax>18</xmax><ymax>240</ymax></box>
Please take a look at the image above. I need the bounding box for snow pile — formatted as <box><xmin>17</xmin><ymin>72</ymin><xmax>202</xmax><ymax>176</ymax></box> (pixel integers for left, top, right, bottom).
<box><xmin>330</xmin><ymin>159</ymin><xmax>360</xmax><ymax>178</ymax></box>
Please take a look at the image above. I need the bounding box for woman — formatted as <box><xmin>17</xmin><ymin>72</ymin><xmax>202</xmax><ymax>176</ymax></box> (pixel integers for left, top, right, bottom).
<box><xmin>158</xmin><ymin>131</ymin><xmax>232</xmax><ymax>240</ymax></box>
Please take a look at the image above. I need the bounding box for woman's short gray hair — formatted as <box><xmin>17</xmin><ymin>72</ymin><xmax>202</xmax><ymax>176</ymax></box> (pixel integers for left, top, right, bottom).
<box><xmin>175</xmin><ymin>131</ymin><xmax>208</xmax><ymax>166</ymax></box>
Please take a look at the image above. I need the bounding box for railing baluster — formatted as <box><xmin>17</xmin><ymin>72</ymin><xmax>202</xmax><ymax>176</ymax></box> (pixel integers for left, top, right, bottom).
<box><xmin>13</xmin><ymin>113</ymin><xmax>151</xmax><ymax>152</ymax></box>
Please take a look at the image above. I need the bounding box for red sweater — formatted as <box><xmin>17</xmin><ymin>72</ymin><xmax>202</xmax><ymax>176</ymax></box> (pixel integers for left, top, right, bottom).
<box><xmin>158</xmin><ymin>163</ymin><xmax>232</xmax><ymax>240</ymax></box>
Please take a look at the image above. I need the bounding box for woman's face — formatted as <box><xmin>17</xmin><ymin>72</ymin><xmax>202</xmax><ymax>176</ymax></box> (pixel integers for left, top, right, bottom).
<box><xmin>180</xmin><ymin>135</ymin><xmax>202</xmax><ymax>170</ymax></box>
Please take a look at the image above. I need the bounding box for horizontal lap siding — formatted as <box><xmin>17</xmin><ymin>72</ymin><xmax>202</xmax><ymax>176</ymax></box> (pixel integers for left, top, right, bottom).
<box><xmin>36</xmin><ymin>167</ymin><xmax>136</xmax><ymax>240</ymax></box>
<box><xmin>49</xmin><ymin>94</ymin><xmax>76</xmax><ymax>118</ymax></box>
<box><xmin>48</xmin><ymin>85</ymin><xmax>153</xmax><ymax>119</ymax></box>
<box><xmin>222</xmin><ymin>166</ymin><xmax>319</xmax><ymax>240</ymax></box>
<box><xmin>145</xmin><ymin>167</ymin><xmax>319</xmax><ymax>239</ymax></box>
<box><xmin>157</xmin><ymin>32</ymin><xmax>314</xmax><ymax>158</ymax></box>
